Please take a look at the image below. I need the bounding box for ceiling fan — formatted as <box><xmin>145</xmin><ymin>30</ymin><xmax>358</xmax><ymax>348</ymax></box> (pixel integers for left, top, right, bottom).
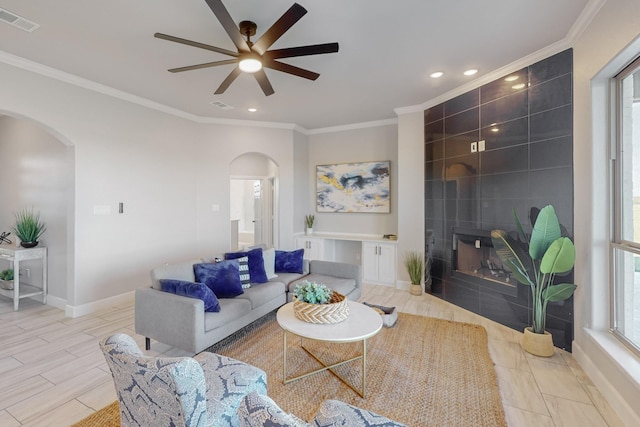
<box><xmin>154</xmin><ymin>0</ymin><xmax>339</xmax><ymax>96</ymax></box>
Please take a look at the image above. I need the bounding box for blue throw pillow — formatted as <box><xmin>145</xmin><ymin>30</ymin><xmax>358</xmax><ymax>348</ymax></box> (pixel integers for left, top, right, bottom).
<box><xmin>275</xmin><ymin>249</ymin><xmax>304</xmax><ymax>274</ymax></box>
<box><xmin>194</xmin><ymin>261</ymin><xmax>244</xmax><ymax>298</ymax></box>
<box><xmin>225</xmin><ymin>248</ymin><xmax>268</xmax><ymax>284</ymax></box>
<box><xmin>159</xmin><ymin>279</ymin><xmax>221</xmax><ymax>312</ymax></box>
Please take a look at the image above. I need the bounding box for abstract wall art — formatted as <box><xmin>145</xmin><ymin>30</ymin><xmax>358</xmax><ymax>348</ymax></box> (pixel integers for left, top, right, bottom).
<box><xmin>316</xmin><ymin>161</ymin><xmax>390</xmax><ymax>213</ymax></box>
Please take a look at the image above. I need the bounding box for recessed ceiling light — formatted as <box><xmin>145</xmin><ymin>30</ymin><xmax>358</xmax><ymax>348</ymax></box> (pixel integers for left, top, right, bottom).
<box><xmin>512</xmin><ymin>83</ymin><xmax>526</xmax><ymax>90</ymax></box>
<box><xmin>248</xmin><ymin>108</ymin><xmax>257</xmax><ymax>112</ymax></box>
<box><xmin>505</xmin><ymin>75</ymin><xmax>519</xmax><ymax>82</ymax></box>
<box><xmin>430</xmin><ymin>72</ymin><xmax>444</xmax><ymax>78</ymax></box>
<box><xmin>491</xmin><ymin>127</ymin><xmax>499</xmax><ymax>133</ymax></box>
<box><xmin>463</xmin><ymin>69</ymin><xmax>478</xmax><ymax>76</ymax></box>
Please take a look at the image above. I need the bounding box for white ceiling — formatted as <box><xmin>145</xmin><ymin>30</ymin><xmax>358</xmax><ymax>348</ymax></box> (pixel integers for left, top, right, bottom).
<box><xmin>0</xmin><ymin>0</ymin><xmax>590</xmax><ymax>130</ymax></box>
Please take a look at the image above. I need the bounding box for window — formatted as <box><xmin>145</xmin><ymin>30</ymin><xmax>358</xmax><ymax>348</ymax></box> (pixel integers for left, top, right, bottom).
<box><xmin>612</xmin><ymin>56</ymin><xmax>640</xmax><ymax>353</ymax></box>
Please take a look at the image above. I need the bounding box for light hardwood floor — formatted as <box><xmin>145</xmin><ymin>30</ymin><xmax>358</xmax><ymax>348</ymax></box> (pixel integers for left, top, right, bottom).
<box><xmin>0</xmin><ymin>284</ymin><xmax>625</xmax><ymax>427</ymax></box>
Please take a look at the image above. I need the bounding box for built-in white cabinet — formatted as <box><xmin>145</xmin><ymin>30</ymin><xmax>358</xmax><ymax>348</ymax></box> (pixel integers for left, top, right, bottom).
<box><xmin>295</xmin><ymin>236</ymin><xmax>325</xmax><ymax>261</ymax></box>
<box><xmin>362</xmin><ymin>241</ymin><xmax>397</xmax><ymax>286</ymax></box>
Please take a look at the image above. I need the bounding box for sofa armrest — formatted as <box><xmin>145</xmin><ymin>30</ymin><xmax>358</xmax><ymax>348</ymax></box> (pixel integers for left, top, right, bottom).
<box><xmin>309</xmin><ymin>260</ymin><xmax>361</xmax><ymax>289</ymax></box>
<box><xmin>135</xmin><ymin>288</ymin><xmax>204</xmax><ymax>353</ymax></box>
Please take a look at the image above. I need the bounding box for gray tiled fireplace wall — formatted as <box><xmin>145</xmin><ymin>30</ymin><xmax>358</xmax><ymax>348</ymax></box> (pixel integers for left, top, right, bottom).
<box><xmin>424</xmin><ymin>49</ymin><xmax>574</xmax><ymax>351</ymax></box>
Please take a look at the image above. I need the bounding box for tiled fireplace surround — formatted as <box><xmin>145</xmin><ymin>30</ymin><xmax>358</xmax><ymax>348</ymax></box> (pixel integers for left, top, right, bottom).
<box><xmin>424</xmin><ymin>49</ymin><xmax>574</xmax><ymax>351</ymax></box>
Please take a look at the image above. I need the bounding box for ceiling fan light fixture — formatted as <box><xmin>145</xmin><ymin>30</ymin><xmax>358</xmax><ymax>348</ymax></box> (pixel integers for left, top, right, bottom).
<box><xmin>239</xmin><ymin>55</ymin><xmax>263</xmax><ymax>73</ymax></box>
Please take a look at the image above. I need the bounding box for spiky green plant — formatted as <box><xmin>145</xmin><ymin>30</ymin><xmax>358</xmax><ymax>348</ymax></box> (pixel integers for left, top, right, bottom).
<box><xmin>491</xmin><ymin>205</ymin><xmax>577</xmax><ymax>334</ymax></box>
<box><xmin>404</xmin><ymin>251</ymin><xmax>424</xmax><ymax>285</ymax></box>
<box><xmin>293</xmin><ymin>280</ymin><xmax>332</xmax><ymax>304</ymax></box>
<box><xmin>13</xmin><ymin>208</ymin><xmax>46</xmax><ymax>243</ymax></box>
<box><xmin>305</xmin><ymin>214</ymin><xmax>315</xmax><ymax>228</ymax></box>
<box><xmin>0</xmin><ymin>269</ymin><xmax>13</xmax><ymax>281</ymax></box>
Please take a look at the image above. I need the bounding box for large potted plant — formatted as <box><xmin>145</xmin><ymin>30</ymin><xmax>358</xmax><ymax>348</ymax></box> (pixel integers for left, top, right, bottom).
<box><xmin>13</xmin><ymin>208</ymin><xmax>47</xmax><ymax>248</ymax></box>
<box><xmin>491</xmin><ymin>205</ymin><xmax>576</xmax><ymax>357</ymax></box>
<box><xmin>404</xmin><ymin>251</ymin><xmax>424</xmax><ymax>296</ymax></box>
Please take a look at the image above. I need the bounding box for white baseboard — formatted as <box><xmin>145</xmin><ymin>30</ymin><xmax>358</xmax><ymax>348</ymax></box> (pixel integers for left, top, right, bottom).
<box><xmin>46</xmin><ymin>294</ymin><xmax>67</xmax><ymax>310</ymax></box>
<box><xmin>573</xmin><ymin>339</ymin><xmax>640</xmax><ymax>426</ymax></box>
<box><xmin>65</xmin><ymin>291</ymin><xmax>135</xmax><ymax>318</ymax></box>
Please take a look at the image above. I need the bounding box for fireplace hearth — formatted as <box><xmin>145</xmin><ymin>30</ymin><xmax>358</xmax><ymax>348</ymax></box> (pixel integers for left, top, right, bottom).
<box><xmin>452</xmin><ymin>228</ymin><xmax>517</xmax><ymax>297</ymax></box>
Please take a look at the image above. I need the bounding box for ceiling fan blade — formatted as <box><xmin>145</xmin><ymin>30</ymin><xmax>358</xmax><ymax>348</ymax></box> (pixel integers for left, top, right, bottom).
<box><xmin>169</xmin><ymin>59</ymin><xmax>238</xmax><ymax>73</ymax></box>
<box><xmin>214</xmin><ymin>67</ymin><xmax>242</xmax><ymax>94</ymax></box>
<box><xmin>263</xmin><ymin>42</ymin><xmax>339</xmax><ymax>60</ymax></box>
<box><xmin>251</xmin><ymin>3</ymin><xmax>307</xmax><ymax>55</ymax></box>
<box><xmin>254</xmin><ymin>69</ymin><xmax>275</xmax><ymax>96</ymax></box>
<box><xmin>155</xmin><ymin>33</ymin><xmax>238</xmax><ymax>57</ymax></box>
<box><xmin>263</xmin><ymin>59</ymin><xmax>319</xmax><ymax>80</ymax></box>
<box><xmin>205</xmin><ymin>0</ymin><xmax>250</xmax><ymax>53</ymax></box>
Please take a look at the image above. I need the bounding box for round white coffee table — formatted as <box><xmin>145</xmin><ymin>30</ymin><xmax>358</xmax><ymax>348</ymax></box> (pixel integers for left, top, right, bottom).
<box><xmin>276</xmin><ymin>300</ymin><xmax>383</xmax><ymax>397</ymax></box>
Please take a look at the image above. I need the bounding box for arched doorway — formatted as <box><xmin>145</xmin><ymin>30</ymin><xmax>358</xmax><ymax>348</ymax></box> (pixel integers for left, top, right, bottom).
<box><xmin>0</xmin><ymin>114</ymin><xmax>74</xmax><ymax>308</ymax></box>
<box><xmin>229</xmin><ymin>153</ymin><xmax>278</xmax><ymax>250</ymax></box>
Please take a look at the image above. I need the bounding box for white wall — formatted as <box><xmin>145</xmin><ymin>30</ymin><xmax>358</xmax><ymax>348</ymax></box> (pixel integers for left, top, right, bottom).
<box><xmin>307</xmin><ymin>125</ymin><xmax>398</xmax><ymax>236</ymax></box>
<box><xmin>0</xmin><ymin>60</ymin><xmax>298</xmax><ymax>312</ymax></box>
<box><xmin>572</xmin><ymin>0</ymin><xmax>640</xmax><ymax>423</ymax></box>
<box><xmin>396</xmin><ymin>112</ymin><xmax>425</xmax><ymax>284</ymax></box>
<box><xmin>0</xmin><ymin>116</ymin><xmax>73</xmax><ymax>301</ymax></box>
<box><xmin>292</xmin><ymin>131</ymin><xmax>309</xmax><ymax>239</ymax></box>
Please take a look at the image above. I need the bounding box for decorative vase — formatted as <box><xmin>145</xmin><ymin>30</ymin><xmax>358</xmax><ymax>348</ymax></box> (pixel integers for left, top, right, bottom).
<box><xmin>306</xmin><ymin>227</ymin><xmax>313</xmax><ymax>236</ymax></box>
<box><xmin>0</xmin><ymin>280</ymin><xmax>13</xmax><ymax>290</ymax></box>
<box><xmin>409</xmin><ymin>283</ymin><xmax>422</xmax><ymax>296</ymax></box>
<box><xmin>20</xmin><ymin>241</ymin><xmax>38</xmax><ymax>248</ymax></box>
<box><xmin>522</xmin><ymin>327</ymin><xmax>554</xmax><ymax>357</ymax></box>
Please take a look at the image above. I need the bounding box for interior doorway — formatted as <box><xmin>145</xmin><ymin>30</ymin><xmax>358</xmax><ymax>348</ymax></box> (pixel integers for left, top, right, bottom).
<box><xmin>230</xmin><ymin>177</ymin><xmax>273</xmax><ymax>249</ymax></box>
<box><xmin>229</xmin><ymin>152</ymin><xmax>278</xmax><ymax>251</ymax></box>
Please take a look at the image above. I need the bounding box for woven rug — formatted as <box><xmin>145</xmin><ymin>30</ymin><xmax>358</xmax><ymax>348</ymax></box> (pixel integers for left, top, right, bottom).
<box><xmin>76</xmin><ymin>311</ymin><xmax>506</xmax><ymax>426</ymax></box>
<box><xmin>72</xmin><ymin>401</ymin><xmax>119</xmax><ymax>427</ymax></box>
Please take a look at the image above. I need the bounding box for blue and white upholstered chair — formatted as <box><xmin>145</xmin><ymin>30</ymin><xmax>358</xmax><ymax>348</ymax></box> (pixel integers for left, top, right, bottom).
<box><xmin>100</xmin><ymin>333</ymin><xmax>267</xmax><ymax>427</ymax></box>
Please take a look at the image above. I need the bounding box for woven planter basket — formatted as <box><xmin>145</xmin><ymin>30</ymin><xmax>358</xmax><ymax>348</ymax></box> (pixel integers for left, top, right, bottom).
<box><xmin>293</xmin><ymin>291</ymin><xmax>349</xmax><ymax>324</ymax></box>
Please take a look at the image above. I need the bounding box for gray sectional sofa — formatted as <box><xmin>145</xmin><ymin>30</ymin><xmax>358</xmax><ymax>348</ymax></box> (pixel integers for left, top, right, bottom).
<box><xmin>135</xmin><ymin>256</ymin><xmax>361</xmax><ymax>354</ymax></box>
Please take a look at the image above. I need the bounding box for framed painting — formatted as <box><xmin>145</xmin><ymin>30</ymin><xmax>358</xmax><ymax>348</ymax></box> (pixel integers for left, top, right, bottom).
<box><xmin>316</xmin><ymin>161</ymin><xmax>390</xmax><ymax>213</ymax></box>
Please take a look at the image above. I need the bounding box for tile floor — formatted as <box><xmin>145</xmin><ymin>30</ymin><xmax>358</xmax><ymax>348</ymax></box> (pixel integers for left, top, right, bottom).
<box><xmin>0</xmin><ymin>283</ymin><xmax>626</xmax><ymax>426</ymax></box>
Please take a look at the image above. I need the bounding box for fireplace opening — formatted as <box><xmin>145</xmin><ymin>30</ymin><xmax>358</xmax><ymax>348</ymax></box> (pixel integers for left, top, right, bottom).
<box><xmin>452</xmin><ymin>227</ymin><xmax>518</xmax><ymax>296</ymax></box>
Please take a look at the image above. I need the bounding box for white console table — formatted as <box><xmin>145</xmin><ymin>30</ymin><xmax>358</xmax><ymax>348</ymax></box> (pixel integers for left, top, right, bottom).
<box><xmin>0</xmin><ymin>244</ymin><xmax>47</xmax><ymax>311</ymax></box>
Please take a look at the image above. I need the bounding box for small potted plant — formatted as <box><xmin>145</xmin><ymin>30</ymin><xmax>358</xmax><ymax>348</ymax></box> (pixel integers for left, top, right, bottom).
<box><xmin>13</xmin><ymin>208</ymin><xmax>46</xmax><ymax>248</ymax></box>
<box><xmin>0</xmin><ymin>268</ymin><xmax>14</xmax><ymax>290</ymax></box>
<box><xmin>491</xmin><ymin>205</ymin><xmax>576</xmax><ymax>357</ymax></box>
<box><xmin>305</xmin><ymin>214</ymin><xmax>315</xmax><ymax>235</ymax></box>
<box><xmin>404</xmin><ymin>251</ymin><xmax>424</xmax><ymax>296</ymax></box>
<box><xmin>292</xmin><ymin>280</ymin><xmax>349</xmax><ymax>323</ymax></box>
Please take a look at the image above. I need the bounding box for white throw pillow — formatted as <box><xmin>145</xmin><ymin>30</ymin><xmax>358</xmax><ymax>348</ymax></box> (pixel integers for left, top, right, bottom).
<box><xmin>263</xmin><ymin>248</ymin><xmax>277</xmax><ymax>279</ymax></box>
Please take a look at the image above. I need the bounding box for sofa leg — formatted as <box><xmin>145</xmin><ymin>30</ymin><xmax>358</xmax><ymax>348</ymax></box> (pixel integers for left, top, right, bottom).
<box><xmin>145</xmin><ymin>337</ymin><xmax>151</xmax><ymax>351</ymax></box>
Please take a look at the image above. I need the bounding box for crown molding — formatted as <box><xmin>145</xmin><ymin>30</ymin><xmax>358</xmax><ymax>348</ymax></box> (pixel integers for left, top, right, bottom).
<box><xmin>1</xmin><ymin>0</ymin><xmax>605</xmax><ymax>133</ymax></box>
<box><xmin>0</xmin><ymin>50</ymin><xmax>302</xmax><ymax>131</ymax></box>
<box><xmin>395</xmin><ymin>0</ymin><xmax>605</xmax><ymax>117</ymax></box>
<box><xmin>306</xmin><ymin>118</ymin><xmax>398</xmax><ymax>135</ymax></box>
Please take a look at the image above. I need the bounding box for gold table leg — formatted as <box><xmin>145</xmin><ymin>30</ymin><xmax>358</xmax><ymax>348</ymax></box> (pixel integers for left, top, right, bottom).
<box><xmin>282</xmin><ymin>331</ymin><xmax>369</xmax><ymax>398</ymax></box>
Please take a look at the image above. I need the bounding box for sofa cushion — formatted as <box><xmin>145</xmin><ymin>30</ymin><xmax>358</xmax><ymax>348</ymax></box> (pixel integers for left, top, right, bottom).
<box><xmin>194</xmin><ymin>261</ymin><xmax>244</xmax><ymax>298</ymax></box>
<box><xmin>238</xmin><ymin>391</ymin><xmax>311</xmax><ymax>427</ymax></box>
<box><xmin>270</xmin><ymin>271</ymin><xmax>308</xmax><ymax>287</ymax></box>
<box><xmin>312</xmin><ymin>400</ymin><xmax>407</xmax><ymax>427</ymax></box>
<box><xmin>159</xmin><ymin>279</ymin><xmax>221</xmax><ymax>312</ymax></box>
<box><xmin>289</xmin><ymin>274</ymin><xmax>356</xmax><ymax>297</ymax></box>
<box><xmin>236</xmin><ymin>281</ymin><xmax>286</xmax><ymax>309</ymax></box>
<box><xmin>150</xmin><ymin>258</ymin><xmax>202</xmax><ymax>290</ymax></box>
<box><xmin>204</xmin><ymin>298</ymin><xmax>252</xmax><ymax>332</ymax></box>
<box><xmin>275</xmin><ymin>249</ymin><xmax>304</xmax><ymax>274</ymax></box>
<box><xmin>225</xmin><ymin>248</ymin><xmax>269</xmax><ymax>284</ymax></box>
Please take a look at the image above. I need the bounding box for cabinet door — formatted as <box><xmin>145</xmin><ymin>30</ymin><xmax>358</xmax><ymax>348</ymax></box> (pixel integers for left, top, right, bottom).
<box><xmin>295</xmin><ymin>237</ymin><xmax>324</xmax><ymax>261</ymax></box>
<box><xmin>362</xmin><ymin>242</ymin><xmax>379</xmax><ymax>283</ymax></box>
<box><xmin>376</xmin><ymin>243</ymin><xmax>397</xmax><ymax>285</ymax></box>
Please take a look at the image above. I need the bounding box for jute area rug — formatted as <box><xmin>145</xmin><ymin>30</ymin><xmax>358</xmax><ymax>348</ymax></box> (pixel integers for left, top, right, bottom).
<box><xmin>75</xmin><ymin>311</ymin><xmax>506</xmax><ymax>427</ymax></box>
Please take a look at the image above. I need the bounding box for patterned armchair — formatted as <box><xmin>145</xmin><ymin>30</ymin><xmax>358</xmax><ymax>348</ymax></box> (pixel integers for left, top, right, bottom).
<box><xmin>100</xmin><ymin>333</ymin><xmax>267</xmax><ymax>427</ymax></box>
